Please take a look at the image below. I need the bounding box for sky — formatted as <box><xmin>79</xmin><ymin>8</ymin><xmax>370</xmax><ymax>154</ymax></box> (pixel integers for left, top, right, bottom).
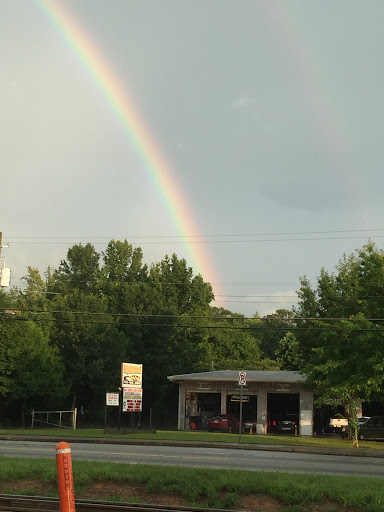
<box><xmin>2</xmin><ymin>0</ymin><xmax>384</xmax><ymax>317</ymax></box>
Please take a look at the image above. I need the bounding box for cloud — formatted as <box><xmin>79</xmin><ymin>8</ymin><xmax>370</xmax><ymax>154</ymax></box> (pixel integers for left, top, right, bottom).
<box><xmin>231</xmin><ymin>95</ymin><xmax>256</xmax><ymax>109</ymax></box>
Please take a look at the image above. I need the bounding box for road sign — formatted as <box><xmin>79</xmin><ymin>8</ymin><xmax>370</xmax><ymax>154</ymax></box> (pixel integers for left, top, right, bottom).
<box><xmin>238</xmin><ymin>371</ymin><xmax>247</xmax><ymax>386</ymax></box>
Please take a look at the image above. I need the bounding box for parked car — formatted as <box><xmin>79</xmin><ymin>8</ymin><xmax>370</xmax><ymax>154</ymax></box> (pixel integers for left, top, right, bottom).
<box><xmin>357</xmin><ymin>416</ymin><xmax>384</xmax><ymax>440</ymax></box>
<box><xmin>278</xmin><ymin>419</ymin><xmax>297</xmax><ymax>434</ymax></box>
<box><xmin>207</xmin><ymin>414</ymin><xmax>240</xmax><ymax>433</ymax></box>
<box><xmin>328</xmin><ymin>417</ymin><xmax>348</xmax><ymax>434</ymax></box>
<box><xmin>341</xmin><ymin>417</ymin><xmax>370</xmax><ymax>438</ymax></box>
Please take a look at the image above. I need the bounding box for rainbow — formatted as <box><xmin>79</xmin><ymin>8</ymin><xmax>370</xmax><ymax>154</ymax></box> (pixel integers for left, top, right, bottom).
<box><xmin>36</xmin><ymin>0</ymin><xmax>219</xmax><ymax>292</ymax></box>
<box><xmin>260</xmin><ymin>1</ymin><xmax>362</xmax><ymax>208</ymax></box>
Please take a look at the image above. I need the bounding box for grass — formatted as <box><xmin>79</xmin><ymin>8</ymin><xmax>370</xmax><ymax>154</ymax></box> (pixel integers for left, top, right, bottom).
<box><xmin>1</xmin><ymin>427</ymin><xmax>384</xmax><ymax>451</ymax></box>
<box><xmin>0</xmin><ymin>456</ymin><xmax>384</xmax><ymax>511</ymax></box>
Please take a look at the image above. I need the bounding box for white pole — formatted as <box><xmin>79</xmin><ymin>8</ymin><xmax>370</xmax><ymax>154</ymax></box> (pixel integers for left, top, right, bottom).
<box><xmin>72</xmin><ymin>408</ymin><xmax>77</xmax><ymax>430</ymax></box>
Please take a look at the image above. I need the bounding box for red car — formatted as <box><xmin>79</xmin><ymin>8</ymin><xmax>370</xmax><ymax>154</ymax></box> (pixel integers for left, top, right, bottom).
<box><xmin>208</xmin><ymin>414</ymin><xmax>240</xmax><ymax>433</ymax></box>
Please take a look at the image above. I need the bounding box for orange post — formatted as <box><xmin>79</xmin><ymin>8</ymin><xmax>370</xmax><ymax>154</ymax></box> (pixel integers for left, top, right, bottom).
<box><xmin>56</xmin><ymin>442</ymin><xmax>76</xmax><ymax>512</ymax></box>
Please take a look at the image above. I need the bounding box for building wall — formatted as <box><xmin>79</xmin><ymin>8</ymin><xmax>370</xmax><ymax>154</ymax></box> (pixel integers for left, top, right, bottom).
<box><xmin>177</xmin><ymin>379</ymin><xmax>313</xmax><ymax>436</ymax></box>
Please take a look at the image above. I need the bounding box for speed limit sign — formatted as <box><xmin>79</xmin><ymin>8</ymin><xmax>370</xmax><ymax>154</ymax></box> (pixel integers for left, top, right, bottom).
<box><xmin>238</xmin><ymin>371</ymin><xmax>247</xmax><ymax>386</ymax></box>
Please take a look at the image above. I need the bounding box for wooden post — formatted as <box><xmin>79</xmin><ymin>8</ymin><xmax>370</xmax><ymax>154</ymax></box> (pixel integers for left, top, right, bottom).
<box><xmin>56</xmin><ymin>442</ymin><xmax>76</xmax><ymax>512</ymax></box>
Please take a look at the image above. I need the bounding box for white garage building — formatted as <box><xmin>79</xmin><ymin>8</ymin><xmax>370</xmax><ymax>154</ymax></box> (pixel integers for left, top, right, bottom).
<box><xmin>168</xmin><ymin>370</ymin><xmax>314</xmax><ymax>436</ymax></box>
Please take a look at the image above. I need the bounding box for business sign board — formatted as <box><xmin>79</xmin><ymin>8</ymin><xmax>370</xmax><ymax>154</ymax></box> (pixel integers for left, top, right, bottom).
<box><xmin>121</xmin><ymin>362</ymin><xmax>142</xmax><ymax>388</ymax></box>
<box><xmin>106</xmin><ymin>393</ymin><xmax>119</xmax><ymax>406</ymax></box>
<box><xmin>123</xmin><ymin>388</ymin><xmax>143</xmax><ymax>401</ymax></box>
<box><xmin>122</xmin><ymin>388</ymin><xmax>143</xmax><ymax>412</ymax></box>
<box><xmin>230</xmin><ymin>395</ymin><xmax>249</xmax><ymax>402</ymax></box>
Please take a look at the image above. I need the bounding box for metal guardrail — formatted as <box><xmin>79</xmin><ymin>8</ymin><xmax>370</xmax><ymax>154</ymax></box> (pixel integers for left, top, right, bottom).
<box><xmin>0</xmin><ymin>495</ymin><xmax>228</xmax><ymax>512</ymax></box>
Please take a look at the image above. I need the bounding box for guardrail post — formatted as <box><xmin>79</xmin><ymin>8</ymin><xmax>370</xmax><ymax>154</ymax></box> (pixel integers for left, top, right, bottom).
<box><xmin>56</xmin><ymin>442</ymin><xmax>76</xmax><ymax>512</ymax></box>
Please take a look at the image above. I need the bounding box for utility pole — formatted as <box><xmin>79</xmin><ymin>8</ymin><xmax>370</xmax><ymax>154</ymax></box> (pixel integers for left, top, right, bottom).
<box><xmin>0</xmin><ymin>232</ymin><xmax>11</xmax><ymax>288</ymax></box>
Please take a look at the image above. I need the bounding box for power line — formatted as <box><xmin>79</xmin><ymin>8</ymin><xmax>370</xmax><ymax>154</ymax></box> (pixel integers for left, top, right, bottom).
<box><xmin>3</xmin><ymin>308</ymin><xmax>384</xmax><ymax>322</ymax></box>
<box><xmin>2</xmin><ymin>315</ymin><xmax>384</xmax><ymax>331</ymax></box>
<box><xmin>7</xmin><ymin>235</ymin><xmax>384</xmax><ymax>245</ymax></box>
<box><xmin>214</xmin><ymin>300</ymin><xmax>298</xmax><ymax>304</ymax></box>
<box><xmin>8</xmin><ymin>227</ymin><xmax>384</xmax><ymax>239</ymax></box>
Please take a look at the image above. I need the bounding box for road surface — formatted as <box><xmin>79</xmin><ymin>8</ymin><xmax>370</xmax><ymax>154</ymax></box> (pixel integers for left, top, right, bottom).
<box><xmin>0</xmin><ymin>440</ymin><xmax>383</xmax><ymax>477</ymax></box>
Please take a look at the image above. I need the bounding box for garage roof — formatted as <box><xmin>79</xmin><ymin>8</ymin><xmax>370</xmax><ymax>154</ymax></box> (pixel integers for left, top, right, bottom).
<box><xmin>167</xmin><ymin>370</ymin><xmax>305</xmax><ymax>383</ymax></box>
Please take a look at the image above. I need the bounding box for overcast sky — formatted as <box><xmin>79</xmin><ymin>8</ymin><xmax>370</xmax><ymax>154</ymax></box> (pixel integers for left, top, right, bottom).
<box><xmin>2</xmin><ymin>0</ymin><xmax>384</xmax><ymax>316</ymax></box>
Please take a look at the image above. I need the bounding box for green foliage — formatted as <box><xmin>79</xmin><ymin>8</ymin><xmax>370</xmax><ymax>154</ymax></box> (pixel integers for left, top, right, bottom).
<box><xmin>295</xmin><ymin>242</ymin><xmax>384</xmax><ymax>442</ymax></box>
<box><xmin>255</xmin><ymin>309</ymin><xmax>296</xmax><ymax>359</ymax></box>
<box><xmin>0</xmin><ymin>239</ymin><xmax>279</xmax><ymax>424</ymax></box>
<box><xmin>0</xmin><ymin>290</ymin><xmax>66</xmax><ymax>413</ymax></box>
<box><xmin>275</xmin><ymin>332</ymin><xmax>301</xmax><ymax>371</ymax></box>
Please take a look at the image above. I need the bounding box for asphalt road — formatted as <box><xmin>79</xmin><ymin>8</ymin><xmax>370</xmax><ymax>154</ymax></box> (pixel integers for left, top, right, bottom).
<box><xmin>1</xmin><ymin>440</ymin><xmax>384</xmax><ymax>477</ymax></box>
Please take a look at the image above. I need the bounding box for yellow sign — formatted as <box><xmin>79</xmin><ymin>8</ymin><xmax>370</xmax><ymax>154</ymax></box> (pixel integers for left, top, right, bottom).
<box><xmin>121</xmin><ymin>362</ymin><xmax>143</xmax><ymax>388</ymax></box>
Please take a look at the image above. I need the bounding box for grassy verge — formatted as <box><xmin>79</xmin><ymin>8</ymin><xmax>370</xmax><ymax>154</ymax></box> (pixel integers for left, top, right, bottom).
<box><xmin>1</xmin><ymin>428</ymin><xmax>384</xmax><ymax>451</ymax></box>
<box><xmin>0</xmin><ymin>456</ymin><xmax>383</xmax><ymax>511</ymax></box>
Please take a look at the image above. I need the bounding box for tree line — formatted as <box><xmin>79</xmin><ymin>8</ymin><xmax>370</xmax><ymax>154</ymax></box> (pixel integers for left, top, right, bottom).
<box><xmin>1</xmin><ymin>239</ymin><xmax>384</xmax><ymax>436</ymax></box>
<box><xmin>0</xmin><ymin>240</ymin><xmax>281</xmax><ymax>426</ymax></box>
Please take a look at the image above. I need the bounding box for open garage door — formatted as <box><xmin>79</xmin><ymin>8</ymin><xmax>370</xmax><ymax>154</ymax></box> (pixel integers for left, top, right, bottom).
<box><xmin>267</xmin><ymin>393</ymin><xmax>299</xmax><ymax>434</ymax></box>
<box><xmin>186</xmin><ymin>392</ymin><xmax>221</xmax><ymax>430</ymax></box>
<box><xmin>227</xmin><ymin>394</ymin><xmax>257</xmax><ymax>426</ymax></box>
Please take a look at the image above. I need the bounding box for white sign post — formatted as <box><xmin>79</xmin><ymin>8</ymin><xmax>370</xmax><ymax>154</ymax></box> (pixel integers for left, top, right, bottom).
<box><xmin>106</xmin><ymin>393</ymin><xmax>119</xmax><ymax>406</ymax></box>
<box><xmin>238</xmin><ymin>371</ymin><xmax>247</xmax><ymax>443</ymax></box>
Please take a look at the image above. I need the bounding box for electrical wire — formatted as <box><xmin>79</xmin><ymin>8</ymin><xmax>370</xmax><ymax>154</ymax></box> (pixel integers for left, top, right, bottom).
<box><xmin>8</xmin><ymin>227</ymin><xmax>384</xmax><ymax>239</ymax></box>
<box><xmin>7</xmin><ymin>234</ymin><xmax>384</xmax><ymax>245</ymax></box>
<box><xmin>1</xmin><ymin>316</ymin><xmax>384</xmax><ymax>331</ymax></box>
<box><xmin>2</xmin><ymin>308</ymin><xmax>384</xmax><ymax>322</ymax></box>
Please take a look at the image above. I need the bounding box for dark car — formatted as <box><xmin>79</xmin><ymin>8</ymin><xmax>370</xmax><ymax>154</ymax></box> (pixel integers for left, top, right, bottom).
<box><xmin>341</xmin><ymin>417</ymin><xmax>370</xmax><ymax>438</ymax></box>
<box><xmin>358</xmin><ymin>416</ymin><xmax>384</xmax><ymax>440</ymax></box>
<box><xmin>277</xmin><ymin>415</ymin><xmax>299</xmax><ymax>435</ymax></box>
<box><xmin>208</xmin><ymin>414</ymin><xmax>240</xmax><ymax>433</ymax></box>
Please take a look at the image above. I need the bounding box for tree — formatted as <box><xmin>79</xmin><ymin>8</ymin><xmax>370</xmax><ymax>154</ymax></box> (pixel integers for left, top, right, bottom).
<box><xmin>254</xmin><ymin>309</ymin><xmax>296</xmax><ymax>360</ymax></box>
<box><xmin>275</xmin><ymin>332</ymin><xmax>301</xmax><ymax>371</ymax></box>
<box><xmin>53</xmin><ymin>243</ymin><xmax>101</xmax><ymax>293</ymax></box>
<box><xmin>49</xmin><ymin>290</ymin><xmax>125</xmax><ymax>411</ymax></box>
<box><xmin>0</xmin><ymin>290</ymin><xmax>66</xmax><ymax>426</ymax></box>
<box><xmin>198</xmin><ymin>308</ymin><xmax>279</xmax><ymax>371</ymax></box>
<box><xmin>295</xmin><ymin>242</ymin><xmax>384</xmax><ymax>446</ymax></box>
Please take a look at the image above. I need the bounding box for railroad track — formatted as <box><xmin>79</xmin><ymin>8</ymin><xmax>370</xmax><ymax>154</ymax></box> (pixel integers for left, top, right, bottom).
<box><xmin>0</xmin><ymin>495</ymin><xmax>228</xmax><ymax>512</ymax></box>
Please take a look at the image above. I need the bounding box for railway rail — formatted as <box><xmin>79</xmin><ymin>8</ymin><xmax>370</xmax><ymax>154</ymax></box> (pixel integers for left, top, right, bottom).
<box><xmin>0</xmin><ymin>495</ymin><xmax>227</xmax><ymax>512</ymax></box>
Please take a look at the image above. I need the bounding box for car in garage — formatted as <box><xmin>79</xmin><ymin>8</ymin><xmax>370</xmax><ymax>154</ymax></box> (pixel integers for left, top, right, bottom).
<box><xmin>277</xmin><ymin>415</ymin><xmax>299</xmax><ymax>435</ymax></box>
<box><xmin>207</xmin><ymin>414</ymin><xmax>240</xmax><ymax>433</ymax></box>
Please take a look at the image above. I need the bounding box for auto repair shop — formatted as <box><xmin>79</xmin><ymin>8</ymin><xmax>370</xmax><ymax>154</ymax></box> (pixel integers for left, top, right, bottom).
<box><xmin>167</xmin><ymin>370</ymin><xmax>313</xmax><ymax>436</ymax></box>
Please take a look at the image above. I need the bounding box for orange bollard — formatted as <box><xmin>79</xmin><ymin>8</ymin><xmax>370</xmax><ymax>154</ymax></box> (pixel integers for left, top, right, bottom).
<box><xmin>56</xmin><ymin>442</ymin><xmax>76</xmax><ymax>512</ymax></box>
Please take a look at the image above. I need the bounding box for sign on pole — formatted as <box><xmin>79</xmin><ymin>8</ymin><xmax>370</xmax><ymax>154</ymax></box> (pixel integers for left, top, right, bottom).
<box><xmin>238</xmin><ymin>371</ymin><xmax>247</xmax><ymax>386</ymax></box>
<box><xmin>106</xmin><ymin>393</ymin><xmax>119</xmax><ymax>406</ymax></box>
<box><xmin>121</xmin><ymin>362</ymin><xmax>143</xmax><ymax>388</ymax></box>
<box><xmin>238</xmin><ymin>371</ymin><xmax>247</xmax><ymax>444</ymax></box>
<box><xmin>122</xmin><ymin>388</ymin><xmax>143</xmax><ymax>412</ymax></box>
